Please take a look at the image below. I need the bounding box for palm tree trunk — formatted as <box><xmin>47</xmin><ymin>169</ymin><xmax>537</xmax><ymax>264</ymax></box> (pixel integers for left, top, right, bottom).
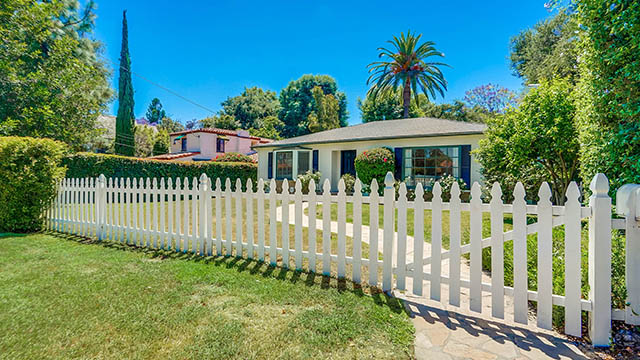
<box><xmin>402</xmin><ymin>80</ymin><xmax>411</xmax><ymax>118</ymax></box>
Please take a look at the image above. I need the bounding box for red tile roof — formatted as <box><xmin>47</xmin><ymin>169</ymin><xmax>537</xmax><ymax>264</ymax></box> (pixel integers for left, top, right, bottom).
<box><xmin>148</xmin><ymin>152</ymin><xmax>200</xmax><ymax>160</ymax></box>
<box><xmin>169</xmin><ymin>128</ymin><xmax>272</xmax><ymax>143</ymax></box>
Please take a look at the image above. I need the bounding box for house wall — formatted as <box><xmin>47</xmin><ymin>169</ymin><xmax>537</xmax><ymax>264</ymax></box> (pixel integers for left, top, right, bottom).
<box><xmin>170</xmin><ymin>130</ymin><xmax>256</xmax><ymax>161</ymax></box>
<box><xmin>256</xmin><ymin>134</ymin><xmax>485</xmax><ymax>191</ymax></box>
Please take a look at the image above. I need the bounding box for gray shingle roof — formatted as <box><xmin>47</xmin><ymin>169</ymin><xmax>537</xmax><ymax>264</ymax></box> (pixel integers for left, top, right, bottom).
<box><xmin>254</xmin><ymin>117</ymin><xmax>486</xmax><ymax>148</ymax></box>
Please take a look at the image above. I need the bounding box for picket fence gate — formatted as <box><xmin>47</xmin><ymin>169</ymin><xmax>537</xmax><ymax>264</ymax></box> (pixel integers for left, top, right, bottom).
<box><xmin>45</xmin><ymin>172</ymin><xmax>640</xmax><ymax>347</ymax></box>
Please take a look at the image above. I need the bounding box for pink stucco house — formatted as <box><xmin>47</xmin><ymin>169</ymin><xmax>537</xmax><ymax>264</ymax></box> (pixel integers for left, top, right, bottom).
<box><xmin>150</xmin><ymin>128</ymin><xmax>272</xmax><ymax>161</ymax></box>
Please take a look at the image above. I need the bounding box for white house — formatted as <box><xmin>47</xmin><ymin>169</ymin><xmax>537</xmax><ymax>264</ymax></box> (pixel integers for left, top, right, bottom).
<box><xmin>253</xmin><ymin>117</ymin><xmax>486</xmax><ymax>191</ymax></box>
<box><xmin>150</xmin><ymin>128</ymin><xmax>272</xmax><ymax>161</ymax></box>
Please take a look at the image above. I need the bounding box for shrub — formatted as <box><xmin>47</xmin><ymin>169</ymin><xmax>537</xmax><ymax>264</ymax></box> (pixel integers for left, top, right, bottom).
<box><xmin>0</xmin><ymin>137</ymin><xmax>68</xmax><ymax>232</ymax></box>
<box><xmin>354</xmin><ymin>147</ymin><xmax>395</xmax><ymax>190</ymax></box>
<box><xmin>62</xmin><ymin>153</ymin><xmax>256</xmax><ymax>190</ymax></box>
<box><xmin>340</xmin><ymin>173</ymin><xmax>355</xmax><ymax>194</ymax></box>
<box><xmin>425</xmin><ymin>175</ymin><xmax>468</xmax><ymax>202</ymax></box>
<box><xmin>213</xmin><ymin>152</ymin><xmax>256</xmax><ymax>163</ymax></box>
<box><xmin>297</xmin><ymin>170</ymin><xmax>322</xmax><ymax>194</ymax></box>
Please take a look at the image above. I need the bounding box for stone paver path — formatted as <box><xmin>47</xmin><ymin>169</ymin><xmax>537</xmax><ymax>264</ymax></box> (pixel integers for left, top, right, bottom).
<box><xmin>276</xmin><ymin>202</ymin><xmax>588</xmax><ymax>359</ymax></box>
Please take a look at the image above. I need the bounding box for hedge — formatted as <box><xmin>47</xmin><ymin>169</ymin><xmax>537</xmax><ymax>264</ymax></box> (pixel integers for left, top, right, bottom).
<box><xmin>0</xmin><ymin>136</ymin><xmax>68</xmax><ymax>232</ymax></box>
<box><xmin>213</xmin><ymin>152</ymin><xmax>255</xmax><ymax>163</ymax></box>
<box><xmin>63</xmin><ymin>153</ymin><xmax>257</xmax><ymax>190</ymax></box>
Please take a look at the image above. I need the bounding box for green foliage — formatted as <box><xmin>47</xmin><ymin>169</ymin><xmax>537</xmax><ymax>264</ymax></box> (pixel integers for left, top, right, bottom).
<box><xmin>424</xmin><ymin>174</ymin><xmax>468</xmax><ymax>202</ymax></box>
<box><xmin>157</xmin><ymin>117</ymin><xmax>185</xmax><ymax>133</ymax></box>
<box><xmin>308</xmin><ymin>86</ymin><xmax>340</xmax><ymax>133</ymax></box>
<box><xmin>213</xmin><ymin>152</ymin><xmax>255</xmax><ymax>163</ymax></box>
<box><xmin>0</xmin><ymin>0</ymin><xmax>112</xmax><ymax>151</ymax></box>
<box><xmin>134</xmin><ymin>125</ymin><xmax>156</xmax><ymax>158</ymax></box>
<box><xmin>509</xmin><ymin>10</ymin><xmax>579</xmax><ymax>85</ymax></box>
<box><xmin>279</xmin><ymin>74</ymin><xmax>348</xmax><ymax>138</ymax></box>
<box><xmin>115</xmin><ymin>11</ymin><xmax>135</xmax><ymax>156</ymax></box>
<box><xmin>221</xmin><ymin>87</ymin><xmax>280</xmax><ymax>129</ymax></box>
<box><xmin>463</xmin><ymin>84</ymin><xmax>518</xmax><ymax>114</ymax></box>
<box><xmin>153</xmin><ymin>129</ymin><xmax>170</xmax><ymax>155</ymax></box>
<box><xmin>475</xmin><ymin>79</ymin><xmax>579</xmax><ymax>204</ymax></box>
<box><xmin>249</xmin><ymin>116</ymin><xmax>284</xmax><ymax>140</ymax></box>
<box><xmin>199</xmin><ymin>113</ymin><xmax>240</xmax><ymax>130</ymax></box>
<box><xmin>354</xmin><ymin>148</ymin><xmax>395</xmax><ymax>191</ymax></box>
<box><xmin>367</xmin><ymin>31</ymin><xmax>448</xmax><ymax>118</ymax></box>
<box><xmin>419</xmin><ymin>100</ymin><xmax>491</xmax><ymax>123</ymax></box>
<box><xmin>340</xmin><ymin>174</ymin><xmax>356</xmax><ymax>194</ymax></box>
<box><xmin>297</xmin><ymin>171</ymin><xmax>322</xmax><ymax>194</ymax></box>
<box><xmin>145</xmin><ymin>98</ymin><xmax>166</xmax><ymax>124</ymax></box>
<box><xmin>0</xmin><ymin>137</ymin><xmax>68</xmax><ymax>232</ymax></box>
<box><xmin>62</xmin><ymin>153</ymin><xmax>257</xmax><ymax>190</ymax></box>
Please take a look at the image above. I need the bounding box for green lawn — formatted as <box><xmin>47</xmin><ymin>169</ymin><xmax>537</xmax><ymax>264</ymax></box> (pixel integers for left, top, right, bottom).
<box><xmin>0</xmin><ymin>233</ymin><xmax>414</xmax><ymax>359</ymax></box>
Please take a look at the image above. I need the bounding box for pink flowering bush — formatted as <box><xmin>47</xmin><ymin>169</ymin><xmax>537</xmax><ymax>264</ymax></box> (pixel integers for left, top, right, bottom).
<box><xmin>354</xmin><ymin>147</ymin><xmax>395</xmax><ymax>190</ymax></box>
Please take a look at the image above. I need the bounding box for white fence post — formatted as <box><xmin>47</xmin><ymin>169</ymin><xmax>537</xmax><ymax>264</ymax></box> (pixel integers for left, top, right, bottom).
<box><xmin>96</xmin><ymin>175</ymin><xmax>106</xmax><ymax>240</ymax></box>
<box><xmin>382</xmin><ymin>172</ymin><xmax>395</xmax><ymax>292</ymax></box>
<box><xmin>622</xmin><ymin>186</ymin><xmax>640</xmax><ymax>324</ymax></box>
<box><xmin>588</xmin><ymin>173</ymin><xmax>612</xmax><ymax>347</ymax></box>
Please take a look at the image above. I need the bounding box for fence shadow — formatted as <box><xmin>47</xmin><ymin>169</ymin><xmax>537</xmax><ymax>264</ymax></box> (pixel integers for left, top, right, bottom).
<box><xmin>401</xmin><ymin>296</ymin><xmax>588</xmax><ymax>359</ymax></box>
<box><xmin>42</xmin><ymin>231</ymin><xmax>407</xmax><ymax>316</ymax></box>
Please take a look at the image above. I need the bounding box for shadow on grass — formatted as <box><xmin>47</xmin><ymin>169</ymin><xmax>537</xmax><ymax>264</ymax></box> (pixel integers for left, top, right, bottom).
<box><xmin>41</xmin><ymin>231</ymin><xmax>406</xmax><ymax>315</ymax></box>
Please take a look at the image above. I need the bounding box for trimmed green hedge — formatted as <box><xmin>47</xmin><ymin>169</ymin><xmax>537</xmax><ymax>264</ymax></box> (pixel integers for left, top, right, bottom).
<box><xmin>0</xmin><ymin>136</ymin><xmax>68</xmax><ymax>232</ymax></box>
<box><xmin>63</xmin><ymin>153</ymin><xmax>257</xmax><ymax>189</ymax></box>
<box><xmin>213</xmin><ymin>152</ymin><xmax>255</xmax><ymax>163</ymax></box>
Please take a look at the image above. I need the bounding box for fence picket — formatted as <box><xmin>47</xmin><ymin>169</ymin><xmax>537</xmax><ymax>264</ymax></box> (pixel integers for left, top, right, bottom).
<box><xmin>134</xmin><ymin>178</ymin><xmax>141</xmax><ymax>246</ymax></box>
<box><xmin>512</xmin><ymin>182</ymin><xmax>528</xmax><ymax>325</ymax></box>
<box><xmin>368</xmin><ymin>180</ymin><xmax>379</xmax><ymax>286</ymax></box>
<box><xmin>215</xmin><ymin>178</ymin><xmax>223</xmax><ymax>255</ymax></box>
<box><xmin>469</xmin><ymin>182</ymin><xmax>482</xmax><ymax>312</ymax></box>
<box><xmin>396</xmin><ymin>182</ymin><xmax>408</xmax><ymax>291</ymax></box>
<box><xmin>225</xmin><ymin>178</ymin><xmax>233</xmax><ymax>256</ymax></box>
<box><xmin>308</xmin><ymin>180</ymin><xmax>317</xmax><ymax>272</ymax></box>
<box><xmin>206</xmin><ymin>178</ymin><xmax>213</xmax><ymax>256</ymax></box>
<box><xmin>190</xmin><ymin>178</ymin><xmax>198</xmax><ymax>254</ymax></box>
<box><xmin>537</xmin><ymin>182</ymin><xmax>553</xmax><ymax>329</ymax></box>
<box><xmin>257</xmin><ymin>179</ymin><xmax>265</xmax><ymax>261</ymax></box>
<box><xmin>160</xmin><ymin>178</ymin><xmax>167</xmax><ymax>249</ymax></box>
<box><xmin>431</xmin><ymin>182</ymin><xmax>442</xmax><ymax>301</ymax></box>
<box><xmin>168</xmin><ymin>178</ymin><xmax>175</xmax><ymax>250</ymax></box>
<box><xmin>337</xmin><ymin>178</ymin><xmax>347</xmax><ymax>278</ymax></box>
<box><xmin>235</xmin><ymin>178</ymin><xmax>243</xmax><ymax>257</ymax></box>
<box><xmin>246</xmin><ymin>178</ymin><xmax>254</xmax><ymax>259</ymax></box>
<box><xmin>182</xmin><ymin>178</ymin><xmax>190</xmax><ymax>252</ymax></box>
<box><xmin>145</xmin><ymin>178</ymin><xmax>152</xmax><ymax>247</ymax></box>
<box><xmin>490</xmin><ymin>182</ymin><xmax>505</xmax><ymax>319</ymax></box>
<box><xmin>564</xmin><ymin>182</ymin><xmax>582</xmax><ymax>336</ymax></box>
<box><xmin>174</xmin><ymin>178</ymin><xmax>182</xmax><ymax>251</ymax></box>
<box><xmin>352</xmin><ymin>179</ymin><xmax>363</xmax><ymax>284</ymax></box>
<box><xmin>120</xmin><ymin>178</ymin><xmax>126</xmax><ymax>243</ymax></box>
<box><xmin>269</xmin><ymin>178</ymin><xmax>277</xmax><ymax>265</ymax></box>
<box><xmin>282</xmin><ymin>179</ymin><xmax>290</xmax><ymax>267</ymax></box>
<box><xmin>382</xmin><ymin>172</ymin><xmax>395</xmax><ymax>292</ymax></box>
<box><xmin>449</xmin><ymin>182</ymin><xmax>461</xmax><ymax>307</ymax></box>
<box><xmin>413</xmin><ymin>183</ymin><xmax>424</xmax><ymax>296</ymax></box>
<box><xmin>322</xmin><ymin>179</ymin><xmax>331</xmax><ymax>276</ymax></box>
<box><xmin>199</xmin><ymin>175</ymin><xmax>208</xmax><ymax>255</ymax></box>
<box><xmin>294</xmin><ymin>179</ymin><xmax>303</xmax><ymax>270</ymax></box>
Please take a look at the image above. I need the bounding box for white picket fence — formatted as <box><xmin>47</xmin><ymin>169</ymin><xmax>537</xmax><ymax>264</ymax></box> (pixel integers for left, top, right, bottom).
<box><xmin>45</xmin><ymin>172</ymin><xmax>640</xmax><ymax>346</ymax></box>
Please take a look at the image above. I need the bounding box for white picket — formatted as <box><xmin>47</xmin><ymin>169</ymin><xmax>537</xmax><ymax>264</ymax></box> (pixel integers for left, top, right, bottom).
<box><xmin>160</xmin><ymin>178</ymin><xmax>167</xmax><ymax>249</ymax></box>
<box><xmin>382</xmin><ymin>172</ymin><xmax>394</xmax><ymax>292</ymax></box>
<box><xmin>225</xmin><ymin>178</ymin><xmax>233</xmax><ymax>256</ymax></box>
<box><xmin>235</xmin><ymin>178</ymin><xmax>243</xmax><ymax>257</ymax></box>
<box><xmin>469</xmin><ymin>182</ymin><xmax>482</xmax><ymax>312</ymax></box>
<box><xmin>71</xmin><ymin>178</ymin><xmax>77</xmax><ymax>234</ymax></box>
<box><xmin>512</xmin><ymin>182</ymin><xmax>528</xmax><ymax>324</ymax></box>
<box><xmin>199</xmin><ymin>175</ymin><xmax>208</xmax><ymax>255</ymax></box>
<box><xmin>133</xmin><ymin>178</ymin><xmax>140</xmax><ymax>246</ymax></box>
<box><xmin>308</xmin><ymin>180</ymin><xmax>317</xmax><ymax>272</ymax></box>
<box><xmin>182</xmin><ymin>178</ymin><xmax>190</xmax><ymax>252</ymax></box>
<box><xmin>145</xmin><ymin>178</ymin><xmax>152</xmax><ymax>247</ymax></box>
<box><xmin>322</xmin><ymin>179</ymin><xmax>331</xmax><ymax>275</ymax></box>
<box><xmin>337</xmin><ymin>178</ymin><xmax>347</xmax><ymax>278</ymax></box>
<box><xmin>107</xmin><ymin>178</ymin><xmax>113</xmax><ymax>239</ymax></box>
<box><xmin>174</xmin><ymin>178</ymin><xmax>182</xmax><ymax>251</ymax></box>
<box><xmin>151</xmin><ymin>178</ymin><xmax>158</xmax><ymax>248</ymax></box>
<box><xmin>294</xmin><ymin>179</ymin><xmax>303</xmax><ymax>270</ymax></box>
<box><xmin>205</xmin><ymin>178</ymin><xmax>213</xmax><ymax>256</ymax></box>
<box><xmin>413</xmin><ymin>183</ymin><xmax>425</xmax><ymax>296</ymax></box>
<box><xmin>490</xmin><ymin>182</ymin><xmax>505</xmax><ymax>319</ymax></box>
<box><xmin>537</xmin><ymin>182</ymin><xmax>553</xmax><ymax>329</ymax></box>
<box><xmin>246</xmin><ymin>178</ymin><xmax>254</xmax><ymax>259</ymax></box>
<box><xmin>168</xmin><ymin>178</ymin><xmax>175</xmax><ymax>250</ymax></box>
<box><xmin>215</xmin><ymin>178</ymin><xmax>223</xmax><ymax>255</ymax></box>
<box><xmin>257</xmin><ymin>178</ymin><xmax>265</xmax><ymax>261</ymax></box>
<box><xmin>125</xmin><ymin>178</ymin><xmax>132</xmax><ymax>244</ymax></box>
<box><xmin>80</xmin><ymin>178</ymin><xmax>86</xmax><ymax>236</ymax></box>
<box><xmin>192</xmin><ymin>177</ymin><xmax>199</xmax><ymax>254</ymax></box>
<box><xmin>564</xmin><ymin>181</ymin><xmax>582</xmax><ymax>336</ymax></box>
<box><xmin>449</xmin><ymin>182</ymin><xmax>461</xmax><ymax>307</ymax></box>
<box><xmin>352</xmin><ymin>179</ymin><xmax>363</xmax><ymax>283</ymax></box>
<box><xmin>119</xmin><ymin>178</ymin><xmax>126</xmax><ymax>243</ymax></box>
<box><xmin>282</xmin><ymin>179</ymin><xmax>290</xmax><ymax>268</ymax></box>
<box><xmin>269</xmin><ymin>178</ymin><xmax>277</xmax><ymax>265</ymax></box>
<box><xmin>368</xmin><ymin>179</ymin><xmax>380</xmax><ymax>286</ymax></box>
<box><xmin>396</xmin><ymin>182</ymin><xmax>408</xmax><ymax>291</ymax></box>
<box><xmin>431</xmin><ymin>182</ymin><xmax>442</xmax><ymax>301</ymax></box>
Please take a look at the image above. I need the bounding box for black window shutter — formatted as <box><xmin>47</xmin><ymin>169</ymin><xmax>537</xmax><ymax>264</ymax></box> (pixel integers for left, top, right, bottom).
<box><xmin>312</xmin><ymin>150</ymin><xmax>319</xmax><ymax>172</ymax></box>
<box><xmin>268</xmin><ymin>152</ymin><xmax>273</xmax><ymax>179</ymax></box>
<box><xmin>460</xmin><ymin>145</ymin><xmax>471</xmax><ymax>186</ymax></box>
<box><xmin>394</xmin><ymin>147</ymin><xmax>403</xmax><ymax>181</ymax></box>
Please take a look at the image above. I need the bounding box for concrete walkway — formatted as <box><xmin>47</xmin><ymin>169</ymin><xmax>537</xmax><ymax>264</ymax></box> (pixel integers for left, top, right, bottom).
<box><xmin>276</xmin><ymin>202</ymin><xmax>588</xmax><ymax>359</ymax></box>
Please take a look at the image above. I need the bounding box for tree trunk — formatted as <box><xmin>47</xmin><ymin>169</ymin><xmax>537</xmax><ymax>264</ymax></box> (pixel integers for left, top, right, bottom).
<box><xmin>402</xmin><ymin>80</ymin><xmax>411</xmax><ymax>118</ymax></box>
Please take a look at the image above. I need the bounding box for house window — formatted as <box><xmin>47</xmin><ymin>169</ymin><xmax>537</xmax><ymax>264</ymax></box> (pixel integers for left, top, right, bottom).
<box><xmin>403</xmin><ymin>146</ymin><xmax>460</xmax><ymax>185</ymax></box>
<box><xmin>276</xmin><ymin>151</ymin><xmax>293</xmax><ymax>179</ymax></box>
<box><xmin>181</xmin><ymin>137</ymin><xmax>187</xmax><ymax>152</ymax></box>
<box><xmin>298</xmin><ymin>151</ymin><xmax>310</xmax><ymax>174</ymax></box>
<box><xmin>216</xmin><ymin>138</ymin><xmax>225</xmax><ymax>153</ymax></box>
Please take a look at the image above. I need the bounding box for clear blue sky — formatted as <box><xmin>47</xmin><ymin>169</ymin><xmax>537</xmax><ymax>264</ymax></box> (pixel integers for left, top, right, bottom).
<box><xmin>91</xmin><ymin>1</ymin><xmax>552</xmax><ymax>125</ymax></box>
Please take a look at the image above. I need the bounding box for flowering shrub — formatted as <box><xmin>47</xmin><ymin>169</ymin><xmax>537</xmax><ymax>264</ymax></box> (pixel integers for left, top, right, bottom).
<box><xmin>354</xmin><ymin>147</ymin><xmax>395</xmax><ymax>191</ymax></box>
<box><xmin>297</xmin><ymin>170</ymin><xmax>321</xmax><ymax>194</ymax></box>
<box><xmin>212</xmin><ymin>152</ymin><xmax>256</xmax><ymax>163</ymax></box>
<box><xmin>340</xmin><ymin>173</ymin><xmax>355</xmax><ymax>194</ymax></box>
<box><xmin>425</xmin><ymin>174</ymin><xmax>468</xmax><ymax>201</ymax></box>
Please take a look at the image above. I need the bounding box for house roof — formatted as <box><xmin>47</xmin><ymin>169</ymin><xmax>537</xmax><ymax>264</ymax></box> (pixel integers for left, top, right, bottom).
<box><xmin>148</xmin><ymin>152</ymin><xmax>200</xmax><ymax>161</ymax></box>
<box><xmin>169</xmin><ymin>128</ymin><xmax>272</xmax><ymax>143</ymax></box>
<box><xmin>253</xmin><ymin>117</ymin><xmax>486</xmax><ymax>148</ymax></box>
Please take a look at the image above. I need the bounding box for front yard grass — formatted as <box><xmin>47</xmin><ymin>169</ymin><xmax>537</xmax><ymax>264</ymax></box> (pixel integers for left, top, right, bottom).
<box><xmin>0</xmin><ymin>233</ymin><xmax>414</xmax><ymax>359</ymax></box>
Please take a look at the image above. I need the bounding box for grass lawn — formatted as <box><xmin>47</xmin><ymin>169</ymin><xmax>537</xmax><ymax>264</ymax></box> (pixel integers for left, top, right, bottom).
<box><xmin>0</xmin><ymin>233</ymin><xmax>414</xmax><ymax>359</ymax></box>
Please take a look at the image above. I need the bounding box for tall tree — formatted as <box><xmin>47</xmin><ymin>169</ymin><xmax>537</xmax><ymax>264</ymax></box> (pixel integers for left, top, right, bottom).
<box><xmin>279</xmin><ymin>74</ymin><xmax>348</xmax><ymax>138</ymax></box>
<box><xmin>221</xmin><ymin>87</ymin><xmax>280</xmax><ymax>129</ymax></box>
<box><xmin>115</xmin><ymin>10</ymin><xmax>135</xmax><ymax>156</ymax></box>
<box><xmin>0</xmin><ymin>0</ymin><xmax>112</xmax><ymax>150</ymax></box>
<box><xmin>367</xmin><ymin>31</ymin><xmax>448</xmax><ymax>118</ymax></box>
<box><xmin>308</xmin><ymin>86</ymin><xmax>340</xmax><ymax>133</ymax></box>
<box><xmin>145</xmin><ymin>98</ymin><xmax>166</xmax><ymax>125</ymax></box>
<box><xmin>199</xmin><ymin>114</ymin><xmax>240</xmax><ymax>130</ymax></box>
<box><xmin>249</xmin><ymin>116</ymin><xmax>284</xmax><ymax>140</ymax></box>
<box><xmin>464</xmin><ymin>84</ymin><xmax>518</xmax><ymax>114</ymax></box>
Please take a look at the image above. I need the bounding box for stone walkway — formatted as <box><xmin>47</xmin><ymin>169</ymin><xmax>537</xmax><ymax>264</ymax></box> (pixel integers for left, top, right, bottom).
<box><xmin>276</xmin><ymin>203</ymin><xmax>589</xmax><ymax>359</ymax></box>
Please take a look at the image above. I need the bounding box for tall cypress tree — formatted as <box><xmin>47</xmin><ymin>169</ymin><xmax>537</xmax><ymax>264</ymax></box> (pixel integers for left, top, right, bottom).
<box><xmin>115</xmin><ymin>10</ymin><xmax>135</xmax><ymax>156</ymax></box>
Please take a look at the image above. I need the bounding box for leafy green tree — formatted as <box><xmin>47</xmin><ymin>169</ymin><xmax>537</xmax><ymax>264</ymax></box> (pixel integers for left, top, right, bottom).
<box><xmin>145</xmin><ymin>98</ymin><xmax>166</xmax><ymax>125</ymax></box>
<box><xmin>249</xmin><ymin>116</ymin><xmax>284</xmax><ymax>140</ymax></box>
<box><xmin>115</xmin><ymin>10</ymin><xmax>135</xmax><ymax>156</ymax></box>
<box><xmin>420</xmin><ymin>100</ymin><xmax>491</xmax><ymax>123</ymax></box>
<box><xmin>152</xmin><ymin>129</ymin><xmax>170</xmax><ymax>155</ymax></box>
<box><xmin>221</xmin><ymin>87</ymin><xmax>280</xmax><ymax>129</ymax></box>
<box><xmin>199</xmin><ymin>113</ymin><xmax>240</xmax><ymax>130</ymax></box>
<box><xmin>308</xmin><ymin>86</ymin><xmax>340</xmax><ymax>133</ymax></box>
<box><xmin>279</xmin><ymin>74</ymin><xmax>348</xmax><ymax>138</ymax></box>
<box><xmin>0</xmin><ymin>0</ymin><xmax>112</xmax><ymax>150</ymax></box>
<box><xmin>367</xmin><ymin>31</ymin><xmax>448</xmax><ymax>119</ymax></box>
<box><xmin>475</xmin><ymin>79</ymin><xmax>579</xmax><ymax>204</ymax></box>
<box><xmin>157</xmin><ymin>116</ymin><xmax>184</xmax><ymax>133</ymax></box>
<box><xmin>510</xmin><ymin>10</ymin><xmax>578</xmax><ymax>85</ymax></box>
<box><xmin>134</xmin><ymin>125</ymin><xmax>155</xmax><ymax>158</ymax></box>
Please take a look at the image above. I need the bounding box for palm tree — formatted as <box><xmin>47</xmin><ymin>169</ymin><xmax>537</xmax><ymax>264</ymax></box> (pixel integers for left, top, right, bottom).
<box><xmin>367</xmin><ymin>31</ymin><xmax>448</xmax><ymax>119</ymax></box>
